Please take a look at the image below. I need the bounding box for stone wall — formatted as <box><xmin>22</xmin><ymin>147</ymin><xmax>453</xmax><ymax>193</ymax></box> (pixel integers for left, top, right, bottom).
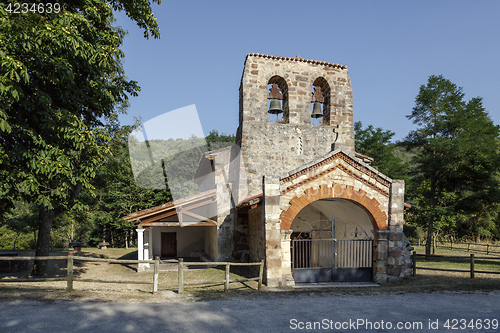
<box><xmin>387</xmin><ymin>180</ymin><xmax>413</xmax><ymax>278</ymax></box>
<box><xmin>263</xmin><ymin>176</ymin><xmax>283</xmax><ymax>287</ymax></box>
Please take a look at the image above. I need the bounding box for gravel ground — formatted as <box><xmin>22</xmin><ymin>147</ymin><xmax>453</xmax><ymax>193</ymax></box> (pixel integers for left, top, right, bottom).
<box><xmin>1</xmin><ymin>291</ymin><xmax>499</xmax><ymax>333</ymax></box>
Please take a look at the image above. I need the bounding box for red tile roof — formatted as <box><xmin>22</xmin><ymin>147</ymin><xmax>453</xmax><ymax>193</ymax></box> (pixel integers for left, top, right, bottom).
<box><xmin>246</xmin><ymin>53</ymin><xmax>348</xmax><ymax>70</ymax></box>
<box><xmin>237</xmin><ymin>193</ymin><xmax>263</xmax><ymax>207</ymax></box>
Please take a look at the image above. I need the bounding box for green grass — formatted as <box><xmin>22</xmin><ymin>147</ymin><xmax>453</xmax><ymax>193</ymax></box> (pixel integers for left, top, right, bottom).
<box><xmin>412</xmin><ymin>245</ymin><xmax>500</xmax><ymax>273</ymax></box>
<box><xmin>0</xmin><ymin>248</ymin><xmax>261</xmax><ymax>301</ymax></box>
<box><xmin>160</xmin><ymin>266</ymin><xmax>260</xmax><ymax>294</ymax></box>
<box><xmin>2</xmin><ymin>246</ymin><xmax>500</xmax><ymax>303</ymax></box>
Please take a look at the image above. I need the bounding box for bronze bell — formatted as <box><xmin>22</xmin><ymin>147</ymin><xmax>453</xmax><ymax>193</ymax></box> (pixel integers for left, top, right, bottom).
<box><xmin>268</xmin><ymin>98</ymin><xmax>283</xmax><ymax>114</ymax></box>
<box><xmin>311</xmin><ymin>101</ymin><xmax>323</xmax><ymax>118</ymax></box>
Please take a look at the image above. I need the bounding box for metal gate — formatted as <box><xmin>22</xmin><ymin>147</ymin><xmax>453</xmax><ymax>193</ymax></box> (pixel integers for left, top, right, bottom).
<box><xmin>291</xmin><ymin>219</ymin><xmax>373</xmax><ymax>283</ymax></box>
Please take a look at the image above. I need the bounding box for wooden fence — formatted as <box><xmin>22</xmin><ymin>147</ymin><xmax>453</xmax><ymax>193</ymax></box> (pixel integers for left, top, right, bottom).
<box><xmin>415</xmin><ymin>239</ymin><xmax>500</xmax><ymax>255</ymax></box>
<box><xmin>0</xmin><ymin>253</ymin><xmax>159</xmax><ymax>293</ymax></box>
<box><xmin>177</xmin><ymin>258</ymin><xmax>264</xmax><ymax>294</ymax></box>
<box><xmin>412</xmin><ymin>252</ymin><xmax>500</xmax><ymax>278</ymax></box>
<box><xmin>441</xmin><ymin>241</ymin><xmax>500</xmax><ymax>255</ymax></box>
<box><xmin>1</xmin><ymin>254</ymin><xmax>265</xmax><ymax>294</ymax></box>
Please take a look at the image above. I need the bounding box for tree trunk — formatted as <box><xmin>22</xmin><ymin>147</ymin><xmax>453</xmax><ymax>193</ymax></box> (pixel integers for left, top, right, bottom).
<box><xmin>31</xmin><ymin>182</ymin><xmax>81</xmax><ymax>276</ymax></box>
<box><xmin>425</xmin><ymin>216</ymin><xmax>433</xmax><ymax>256</ymax></box>
<box><xmin>425</xmin><ymin>179</ymin><xmax>437</xmax><ymax>257</ymax></box>
<box><xmin>32</xmin><ymin>205</ymin><xmax>55</xmax><ymax>276</ymax></box>
<box><xmin>432</xmin><ymin>232</ymin><xmax>437</xmax><ymax>254</ymax></box>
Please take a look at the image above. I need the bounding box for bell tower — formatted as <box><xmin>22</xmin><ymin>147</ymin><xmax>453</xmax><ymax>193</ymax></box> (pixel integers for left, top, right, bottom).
<box><xmin>236</xmin><ymin>53</ymin><xmax>355</xmax><ymax>197</ymax></box>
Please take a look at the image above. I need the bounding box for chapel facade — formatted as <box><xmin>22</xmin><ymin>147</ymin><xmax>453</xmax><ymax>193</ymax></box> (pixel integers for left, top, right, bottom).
<box><xmin>124</xmin><ymin>53</ymin><xmax>413</xmax><ymax>287</ymax></box>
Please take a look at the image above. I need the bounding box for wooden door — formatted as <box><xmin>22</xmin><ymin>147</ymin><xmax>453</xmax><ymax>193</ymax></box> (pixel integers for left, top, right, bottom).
<box><xmin>161</xmin><ymin>232</ymin><xmax>177</xmax><ymax>257</ymax></box>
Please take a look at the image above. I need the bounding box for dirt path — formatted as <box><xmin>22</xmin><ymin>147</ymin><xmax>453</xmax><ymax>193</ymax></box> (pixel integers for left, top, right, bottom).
<box><xmin>1</xmin><ymin>291</ymin><xmax>499</xmax><ymax>332</ymax></box>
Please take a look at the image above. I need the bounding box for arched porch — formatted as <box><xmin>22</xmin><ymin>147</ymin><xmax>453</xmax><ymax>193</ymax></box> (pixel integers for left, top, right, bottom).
<box><xmin>277</xmin><ymin>185</ymin><xmax>390</xmax><ymax>285</ymax></box>
<box><xmin>286</xmin><ymin>198</ymin><xmax>378</xmax><ymax>283</ymax></box>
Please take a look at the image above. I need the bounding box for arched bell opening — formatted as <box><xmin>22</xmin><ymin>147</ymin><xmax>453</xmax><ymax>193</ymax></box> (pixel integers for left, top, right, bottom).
<box><xmin>267</xmin><ymin>76</ymin><xmax>289</xmax><ymax>123</ymax></box>
<box><xmin>288</xmin><ymin>198</ymin><xmax>376</xmax><ymax>283</ymax></box>
<box><xmin>310</xmin><ymin>77</ymin><xmax>331</xmax><ymax>126</ymax></box>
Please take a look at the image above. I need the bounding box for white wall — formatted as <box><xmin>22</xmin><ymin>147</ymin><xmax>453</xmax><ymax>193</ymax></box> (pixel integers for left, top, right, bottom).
<box><xmin>150</xmin><ymin>226</ymin><xmax>216</xmax><ymax>258</ymax></box>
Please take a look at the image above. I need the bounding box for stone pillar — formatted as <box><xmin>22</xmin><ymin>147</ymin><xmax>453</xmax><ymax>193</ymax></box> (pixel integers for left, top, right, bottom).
<box><xmin>263</xmin><ymin>176</ymin><xmax>282</xmax><ymax>287</ymax></box>
<box><xmin>136</xmin><ymin>228</ymin><xmax>146</xmax><ymax>271</ymax></box>
<box><xmin>374</xmin><ymin>230</ymin><xmax>389</xmax><ymax>283</ymax></box>
<box><xmin>387</xmin><ymin>180</ymin><xmax>412</xmax><ymax>279</ymax></box>
<box><xmin>389</xmin><ymin>180</ymin><xmax>405</xmax><ymax>227</ymax></box>
<box><xmin>136</xmin><ymin>228</ymin><xmax>144</xmax><ymax>261</ymax></box>
<box><xmin>280</xmin><ymin>229</ymin><xmax>294</xmax><ymax>286</ymax></box>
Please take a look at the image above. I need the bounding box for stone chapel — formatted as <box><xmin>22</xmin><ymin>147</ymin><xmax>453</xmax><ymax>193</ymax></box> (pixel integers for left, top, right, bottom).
<box><xmin>123</xmin><ymin>53</ymin><xmax>413</xmax><ymax>287</ymax></box>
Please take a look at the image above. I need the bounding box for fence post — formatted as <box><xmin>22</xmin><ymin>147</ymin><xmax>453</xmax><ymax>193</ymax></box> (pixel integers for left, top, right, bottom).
<box><xmin>66</xmin><ymin>252</ymin><xmax>74</xmax><ymax>292</ymax></box>
<box><xmin>178</xmin><ymin>258</ymin><xmax>184</xmax><ymax>294</ymax></box>
<box><xmin>487</xmin><ymin>244</ymin><xmax>490</xmax><ymax>255</ymax></box>
<box><xmin>258</xmin><ymin>260</ymin><xmax>264</xmax><ymax>290</ymax></box>
<box><xmin>153</xmin><ymin>257</ymin><xmax>159</xmax><ymax>294</ymax></box>
<box><xmin>470</xmin><ymin>254</ymin><xmax>475</xmax><ymax>279</ymax></box>
<box><xmin>224</xmin><ymin>263</ymin><xmax>230</xmax><ymax>292</ymax></box>
<box><xmin>412</xmin><ymin>251</ymin><xmax>417</xmax><ymax>277</ymax></box>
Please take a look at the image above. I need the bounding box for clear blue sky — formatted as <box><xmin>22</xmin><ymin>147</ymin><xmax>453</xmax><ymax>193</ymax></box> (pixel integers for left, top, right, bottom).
<box><xmin>115</xmin><ymin>0</ymin><xmax>500</xmax><ymax>142</ymax></box>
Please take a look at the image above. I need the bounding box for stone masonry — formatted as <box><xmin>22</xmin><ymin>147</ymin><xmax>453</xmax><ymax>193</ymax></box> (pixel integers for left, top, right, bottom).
<box><xmin>234</xmin><ymin>53</ymin><xmax>411</xmax><ymax>286</ymax></box>
<box><xmin>236</xmin><ymin>53</ymin><xmax>355</xmax><ymax>198</ymax></box>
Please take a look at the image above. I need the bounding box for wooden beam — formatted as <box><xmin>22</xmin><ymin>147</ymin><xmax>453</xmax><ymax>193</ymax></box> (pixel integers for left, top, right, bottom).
<box><xmin>137</xmin><ymin>197</ymin><xmax>215</xmax><ymax>224</ymax></box>
<box><xmin>124</xmin><ymin>189</ymin><xmax>216</xmax><ymax>221</ymax></box>
<box><xmin>139</xmin><ymin>222</ymin><xmax>180</xmax><ymax>227</ymax></box>
<box><xmin>141</xmin><ymin>209</ymin><xmax>178</xmax><ymax>224</ymax></box>
<box><xmin>179</xmin><ymin>210</ymin><xmax>183</xmax><ymax>227</ymax></box>
<box><xmin>138</xmin><ymin>221</ymin><xmax>216</xmax><ymax>227</ymax></box>
<box><xmin>182</xmin><ymin>210</ymin><xmax>217</xmax><ymax>225</ymax></box>
<box><xmin>180</xmin><ymin>197</ymin><xmax>216</xmax><ymax>212</ymax></box>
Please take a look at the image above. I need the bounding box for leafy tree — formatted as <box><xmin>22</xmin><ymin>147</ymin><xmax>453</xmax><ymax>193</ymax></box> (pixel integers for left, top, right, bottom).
<box><xmin>0</xmin><ymin>0</ymin><xmax>160</xmax><ymax>275</ymax></box>
<box><xmin>354</xmin><ymin>121</ymin><xmax>407</xmax><ymax>180</ymax></box>
<box><xmin>85</xmin><ymin>128</ymin><xmax>236</xmax><ymax>247</ymax></box>
<box><xmin>205</xmin><ymin>129</ymin><xmax>236</xmax><ymax>148</ymax></box>
<box><xmin>403</xmin><ymin>75</ymin><xmax>500</xmax><ymax>255</ymax></box>
<box><xmin>0</xmin><ymin>201</ymin><xmax>38</xmax><ymax>250</ymax></box>
<box><xmin>89</xmin><ymin>122</ymin><xmax>172</xmax><ymax>247</ymax></box>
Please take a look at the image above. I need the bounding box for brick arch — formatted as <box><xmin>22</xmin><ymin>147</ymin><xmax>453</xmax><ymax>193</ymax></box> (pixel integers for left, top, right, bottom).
<box><xmin>266</xmin><ymin>72</ymin><xmax>294</xmax><ymax>89</ymax></box>
<box><xmin>280</xmin><ymin>184</ymin><xmax>388</xmax><ymax>231</ymax></box>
